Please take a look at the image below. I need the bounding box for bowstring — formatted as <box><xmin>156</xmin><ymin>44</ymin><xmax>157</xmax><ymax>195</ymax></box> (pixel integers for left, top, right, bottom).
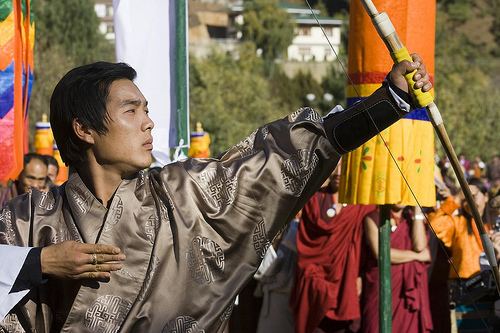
<box><xmin>303</xmin><ymin>1</ymin><xmax>492</xmax><ymax>330</ymax></box>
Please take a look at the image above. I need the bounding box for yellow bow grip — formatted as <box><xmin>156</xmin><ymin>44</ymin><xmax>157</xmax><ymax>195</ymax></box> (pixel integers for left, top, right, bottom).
<box><xmin>392</xmin><ymin>47</ymin><xmax>434</xmax><ymax>107</ymax></box>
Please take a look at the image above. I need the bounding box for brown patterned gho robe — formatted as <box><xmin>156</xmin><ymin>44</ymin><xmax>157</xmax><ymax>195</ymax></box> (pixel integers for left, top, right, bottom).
<box><xmin>0</xmin><ymin>85</ymin><xmax>408</xmax><ymax>332</ymax></box>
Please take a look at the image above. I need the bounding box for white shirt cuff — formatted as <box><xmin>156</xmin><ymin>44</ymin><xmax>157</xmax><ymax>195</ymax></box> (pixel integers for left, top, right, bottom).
<box><xmin>0</xmin><ymin>245</ymin><xmax>32</xmax><ymax>320</ymax></box>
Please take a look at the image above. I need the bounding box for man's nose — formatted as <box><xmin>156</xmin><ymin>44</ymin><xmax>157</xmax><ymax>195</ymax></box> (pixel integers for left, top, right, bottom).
<box><xmin>33</xmin><ymin>179</ymin><xmax>46</xmax><ymax>190</ymax></box>
<box><xmin>144</xmin><ymin>115</ymin><xmax>155</xmax><ymax>131</ymax></box>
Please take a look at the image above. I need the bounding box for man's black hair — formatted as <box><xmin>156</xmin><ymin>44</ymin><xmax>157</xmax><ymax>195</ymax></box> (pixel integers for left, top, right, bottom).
<box><xmin>467</xmin><ymin>177</ymin><xmax>487</xmax><ymax>195</ymax></box>
<box><xmin>44</xmin><ymin>155</ymin><xmax>59</xmax><ymax>171</ymax></box>
<box><xmin>49</xmin><ymin>62</ymin><xmax>137</xmax><ymax>166</ymax></box>
<box><xmin>24</xmin><ymin>153</ymin><xmax>48</xmax><ymax>167</ymax></box>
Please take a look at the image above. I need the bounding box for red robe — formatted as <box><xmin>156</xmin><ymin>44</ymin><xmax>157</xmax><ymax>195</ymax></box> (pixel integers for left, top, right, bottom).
<box><xmin>361</xmin><ymin>211</ymin><xmax>433</xmax><ymax>333</ymax></box>
<box><xmin>291</xmin><ymin>189</ymin><xmax>375</xmax><ymax>333</ymax></box>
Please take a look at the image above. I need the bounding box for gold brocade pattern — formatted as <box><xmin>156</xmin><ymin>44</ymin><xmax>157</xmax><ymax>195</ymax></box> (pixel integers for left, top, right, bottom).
<box><xmin>0</xmin><ymin>209</ymin><xmax>14</xmax><ymax>244</ymax></box>
<box><xmin>253</xmin><ymin>219</ymin><xmax>270</xmax><ymax>259</ymax></box>
<box><xmin>68</xmin><ymin>185</ymin><xmax>90</xmax><ymax>216</ymax></box>
<box><xmin>162</xmin><ymin>316</ymin><xmax>205</xmax><ymax>333</ymax></box>
<box><xmin>144</xmin><ymin>214</ymin><xmax>159</xmax><ymax>243</ymax></box>
<box><xmin>198</xmin><ymin>167</ymin><xmax>237</xmax><ymax>208</ymax></box>
<box><xmin>187</xmin><ymin>236</ymin><xmax>225</xmax><ymax>284</ymax></box>
<box><xmin>281</xmin><ymin>149</ymin><xmax>319</xmax><ymax>196</ymax></box>
<box><xmin>84</xmin><ymin>295</ymin><xmax>132</xmax><ymax>333</ymax></box>
<box><xmin>0</xmin><ymin>313</ymin><xmax>24</xmax><ymax>333</ymax></box>
<box><xmin>234</xmin><ymin>129</ymin><xmax>257</xmax><ymax>158</ymax></box>
<box><xmin>38</xmin><ymin>191</ymin><xmax>55</xmax><ymax>210</ymax></box>
<box><xmin>103</xmin><ymin>196</ymin><xmax>124</xmax><ymax>232</ymax></box>
<box><xmin>289</xmin><ymin>107</ymin><xmax>323</xmax><ymax>123</ymax></box>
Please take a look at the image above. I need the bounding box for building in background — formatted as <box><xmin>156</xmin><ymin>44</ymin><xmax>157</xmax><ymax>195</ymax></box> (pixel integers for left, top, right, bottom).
<box><xmin>189</xmin><ymin>1</ymin><xmax>238</xmax><ymax>58</ymax></box>
<box><xmin>284</xmin><ymin>3</ymin><xmax>342</xmax><ymax>62</ymax></box>
<box><xmin>94</xmin><ymin>0</ymin><xmax>343</xmax><ymax>64</ymax></box>
<box><xmin>94</xmin><ymin>0</ymin><xmax>115</xmax><ymax>41</ymax></box>
<box><xmin>229</xmin><ymin>2</ymin><xmax>342</xmax><ymax>62</ymax></box>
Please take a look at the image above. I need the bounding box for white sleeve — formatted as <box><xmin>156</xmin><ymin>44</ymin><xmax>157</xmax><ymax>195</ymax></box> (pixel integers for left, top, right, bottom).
<box><xmin>0</xmin><ymin>245</ymin><xmax>32</xmax><ymax>320</ymax></box>
<box><xmin>322</xmin><ymin>85</ymin><xmax>411</xmax><ymax>119</ymax></box>
<box><xmin>388</xmin><ymin>85</ymin><xmax>411</xmax><ymax>113</ymax></box>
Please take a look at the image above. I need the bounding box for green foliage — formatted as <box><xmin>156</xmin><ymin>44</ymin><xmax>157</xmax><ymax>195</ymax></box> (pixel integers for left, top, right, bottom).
<box><xmin>292</xmin><ymin>71</ymin><xmax>322</xmax><ymax>109</ymax></box>
<box><xmin>435</xmin><ymin>0</ymin><xmax>500</xmax><ymax>159</ymax></box>
<box><xmin>268</xmin><ymin>67</ymin><xmax>302</xmax><ymax>112</ymax></box>
<box><xmin>189</xmin><ymin>45</ymin><xmax>289</xmax><ymax>156</ymax></box>
<box><xmin>29</xmin><ymin>0</ymin><xmax>114</xmax><ymax>147</ymax></box>
<box><xmin>320</xmin><ymin>64</ymin><xmax>346</xmax><ymax>112</ymax></box>
<box><xmin>241</xmin><ymin>0</ymin><xmax>294</xmax><ymax>62</ymax></box>
<box><xmin>295</xmin><ymin>0</ymin><xmax>349</xmax><ymax>16</ymax></box>
<box><xmin>35</xmin><ymin>0</ymin><xmax>113</xmax><ymax>63</ymax></box>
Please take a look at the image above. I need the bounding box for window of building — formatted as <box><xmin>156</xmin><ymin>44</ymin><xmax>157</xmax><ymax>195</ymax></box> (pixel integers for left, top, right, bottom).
<box><xmin>299</xmin><ymin>47</ymin><xmax>311</xmax><ymax>61</ymax></box>
<box><xmin>207</xmin><ymin>25</ymin><xmax>227</xmax><ymax>39</ymax></box>
<box><xmin>106</xmin><ymin>4</ymin><xmax>114</xmax><ymax>17</ymax></box>
<box><xmin>323</xmin><ymin>27</ymin><xmax>334</xmax><ymax>37</ymax></box>
<box><xmin>106</xmin><ymin>24</ymin><xmax>115</xmax><ymax>34</ymax></box>
<box><xmin>299</xmin><ymin>47</ymin><xmax>311</xmax><ymax>55</ymax></box>
<box><xmin>298</xmin><ymin>26</ymin><xmax>311</xmax><ymax>36</ymax></box>
<box><xmin>94</xmin><ymin>4</ymin><xmax>106</xmax><ymax>18</ymax></box>
<box><xmin>99</xmin><ymin>22</ymin><xmax>107</xmax><ymax>35</ymax></box>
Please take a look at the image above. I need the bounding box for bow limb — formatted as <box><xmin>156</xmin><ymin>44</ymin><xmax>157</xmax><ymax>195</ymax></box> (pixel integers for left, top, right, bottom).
<box><xmin>360</xmin><ymin>0</ymin><xmax>500</xmax><ymax>295</ymax></box>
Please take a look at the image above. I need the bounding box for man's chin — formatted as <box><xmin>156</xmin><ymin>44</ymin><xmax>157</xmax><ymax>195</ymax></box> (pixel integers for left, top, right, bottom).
<box><xmin>141</xmin><ymin>155</ymin><xmax>154</xmax><ymax>169</ymax></box>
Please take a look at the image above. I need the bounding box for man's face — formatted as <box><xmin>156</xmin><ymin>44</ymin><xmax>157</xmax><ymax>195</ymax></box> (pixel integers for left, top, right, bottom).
<box><xmin>91</xmin><ymin>79</ymin><xmax>154</xmax><ymax>176</ymax></box>
<box><xmin>19</xmin><ymin>159</ymin><xmax>48</xmax><ymax>193</ymax></box>
<box><xmin>321</xmin><ymin>165</ymin><xmax>341</xmax><ymax>193</ymax></box>
<box><xmin>47</xmin><ymin>164</ymin><xmax>58</xmax><ymax>183</ymax></box>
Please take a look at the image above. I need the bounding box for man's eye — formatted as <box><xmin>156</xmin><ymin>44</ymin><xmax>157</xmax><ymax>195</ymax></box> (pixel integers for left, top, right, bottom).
<box><xmin>126</xmin><ymin>109</ymin><xmax>136</xmax><ymax>113</ymax></box>
<box><xmin>144</xmin><ymin>109</ymin><xmax>150</xmax><ymax>115</ymax></box>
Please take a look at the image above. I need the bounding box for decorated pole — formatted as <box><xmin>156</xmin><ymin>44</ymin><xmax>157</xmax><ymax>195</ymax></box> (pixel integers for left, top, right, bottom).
<box><xmin>176</xmin><ymin>0</ymin><xmax>189</xmax><ymax>156</ymax></box>
<box><xmin>340</xmin><ymin>0</ymin><xmax>437</xmax><ymax>331</ymax></box>
<box><xmin>359</xmin><ymin>0</ymin><xmax>500</xmax><ymax>299</ymax></box>
<box><xmin>0</xmin><ymin>0</ymin><xmax>34</xmax><ymax>183</ymax></box>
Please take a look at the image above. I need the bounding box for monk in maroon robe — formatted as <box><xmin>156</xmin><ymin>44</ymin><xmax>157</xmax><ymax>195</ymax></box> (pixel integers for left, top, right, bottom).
<box><xmin>361</xmin><ymin>207</ymin><xmax>433</xmax><ymax>333</ymax></box>
<box><xmin>291</xmin><ymin>168</ymin><xmax>376</xmax><ymax>333</ymax></box>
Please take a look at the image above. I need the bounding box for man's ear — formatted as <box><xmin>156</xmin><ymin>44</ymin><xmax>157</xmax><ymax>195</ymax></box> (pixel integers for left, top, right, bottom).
<box><xmin>72</xmin><ymin>119</ymin><xmax>95</xmax><ymax>144</ymax></box>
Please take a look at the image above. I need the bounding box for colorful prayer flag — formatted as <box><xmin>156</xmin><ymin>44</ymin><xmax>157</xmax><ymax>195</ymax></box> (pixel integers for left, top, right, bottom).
<box><xmin>0</xmin><ymin>0</ymin><xmax>34</xmax><ymax>183</ymax></box>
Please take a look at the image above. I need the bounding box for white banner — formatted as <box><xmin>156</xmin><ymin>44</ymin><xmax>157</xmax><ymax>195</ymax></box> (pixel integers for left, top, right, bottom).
<box><xmin>114</xmin><ymin>0</ymin><xmax>185</xmax><ymax>164</ymax></box>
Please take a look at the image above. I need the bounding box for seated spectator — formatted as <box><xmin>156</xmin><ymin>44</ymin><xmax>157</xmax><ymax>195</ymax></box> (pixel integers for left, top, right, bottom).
<box><xmin>0</xmin><ymin>153</ymin><xmax>48</xmax><ymax>207</ymax></box>
<box><xmin>44</xmin><ymin>155</ymin><xmax>60</xmax><ymax>184</ymax></box>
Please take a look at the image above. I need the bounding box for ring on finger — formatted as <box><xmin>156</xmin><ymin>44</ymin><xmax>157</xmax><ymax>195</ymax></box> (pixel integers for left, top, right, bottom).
<box><xmin>95</xmin><ymin>264</ymin><xmax>101</xmax><ymax>272</ymax></box>
<box><xmin>91</xmin><ymin>253</ymin><xmax>98</xmax><ymax>265</ymax></box>
<box><xmin>89</xmin><ymin>272</ymin><xmax>96</xmax><ymax>279</ymax></box>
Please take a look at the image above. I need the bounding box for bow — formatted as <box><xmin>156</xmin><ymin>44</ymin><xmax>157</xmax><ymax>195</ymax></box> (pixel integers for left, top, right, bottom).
<box><xmin>305</xmin><ymin>0</ymin><xmax>500</xmax><ymax>295</ymax></box>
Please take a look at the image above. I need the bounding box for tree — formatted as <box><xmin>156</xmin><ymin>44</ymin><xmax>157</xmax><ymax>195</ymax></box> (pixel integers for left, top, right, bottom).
<box><xmin>241</xmin><ymin>0</ymin><xmax>294</xmax><ymax>63</ymax></box>
<box><xmin>292</xmin><ymin>71</ymin><xmax>323</xmax><ymax>110</ymax></box>
<box><xmin>321</xmin><ymin>64</ymin><xmax>347</xmax><ymax>112</ymax></box>
<box><xmin>434</xmin><ymin>0</ymin><xmax>500</xmax><ymax>159</ymax></box>
<box><xmin>189</xmin><ymin>44</ymin><xmax>289</xmax><ymax>156</ymax></box>
<box><xmin>29</xmin><ymin>0</ymin><xmax>114</xmax><ymax>146</ymax></box>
